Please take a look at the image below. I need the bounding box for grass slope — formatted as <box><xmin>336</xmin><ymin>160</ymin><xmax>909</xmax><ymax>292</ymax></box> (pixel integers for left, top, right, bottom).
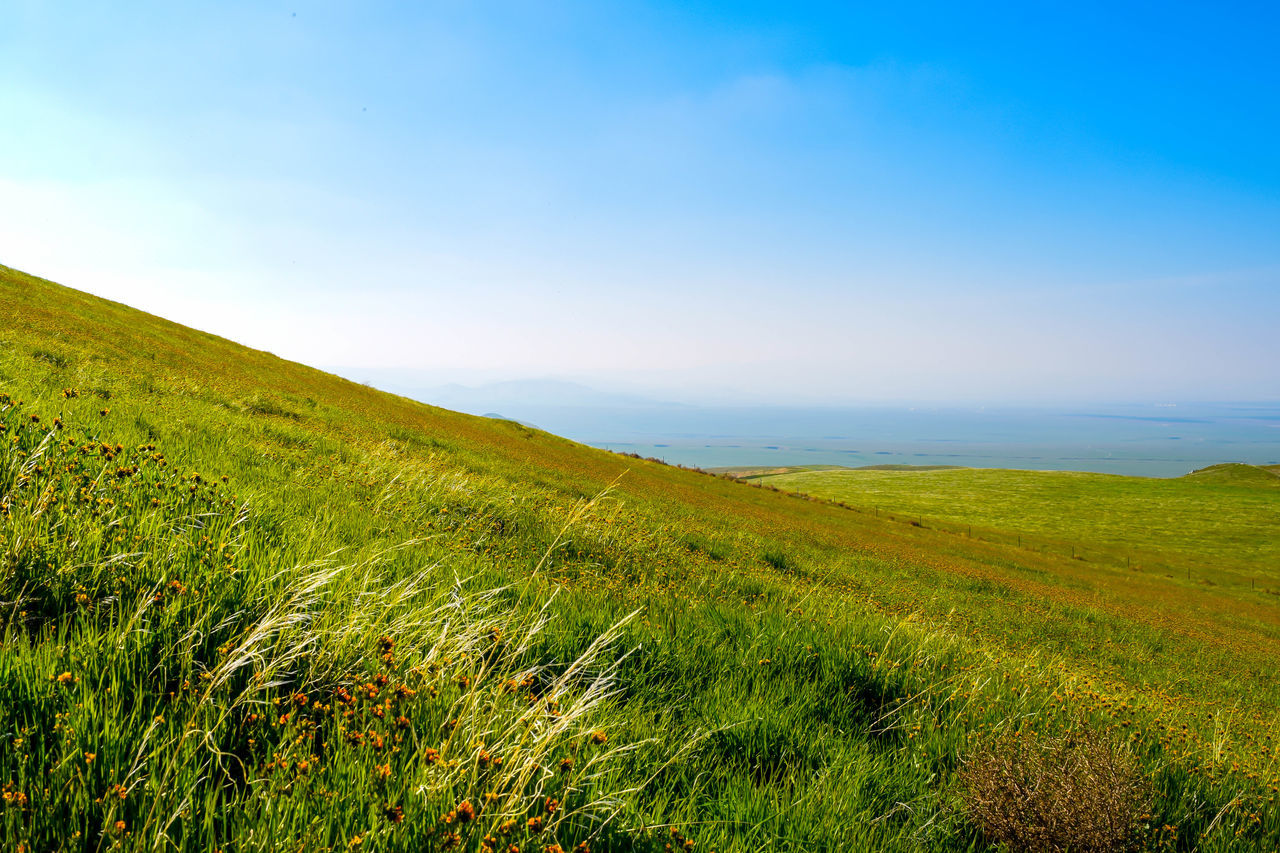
<box><xmin>2</xmin><ymin>264</ymin><xmax>1279</xmax><ymax>852</ymax></box>
<box><xmin>750</xmin><ymin>465</ymin><xmax>1280</xmax><ymax>592</ymax></box>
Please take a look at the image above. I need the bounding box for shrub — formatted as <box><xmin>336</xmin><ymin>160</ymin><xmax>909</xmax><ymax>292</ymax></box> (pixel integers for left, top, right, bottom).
<box><xmin>959</xmin><ymin>724</ymin><xmax>1152</xmax><ymax>853</ymax></box>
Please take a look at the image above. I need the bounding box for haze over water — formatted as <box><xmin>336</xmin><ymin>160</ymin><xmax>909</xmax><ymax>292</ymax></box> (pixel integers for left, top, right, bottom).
<box><xmin>592</xmin><ymin>405</ymin><xmax>1280</xmax><ymax>477</ymax></box>
<box><xmin>420</xmin><ymin>395</ymin><xmax>1280</xmax><ymax>478</ymax></box>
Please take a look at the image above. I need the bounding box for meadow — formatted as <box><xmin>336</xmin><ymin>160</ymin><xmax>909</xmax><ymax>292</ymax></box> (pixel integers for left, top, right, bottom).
<box><xmin>2</xmin><ymin>263</ymin><xmax>1279</xmax><ymax>852</ymax></box>
<box><xmin>746</xmin><ymin>465</ymin><xmax>1280</xmax><ymax>595</ymax></box>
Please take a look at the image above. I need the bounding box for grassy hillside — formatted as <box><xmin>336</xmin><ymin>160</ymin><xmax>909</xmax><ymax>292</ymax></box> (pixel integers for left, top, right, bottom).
<box><xmin>748</xmin><ymin>465</ymin><xmax>1280</xmax><ymax>593</ymax></box>
<box><xmin>2</xmin><ymin>264</ymin><xmax>1279</xmax><ymax>852</ymax></box>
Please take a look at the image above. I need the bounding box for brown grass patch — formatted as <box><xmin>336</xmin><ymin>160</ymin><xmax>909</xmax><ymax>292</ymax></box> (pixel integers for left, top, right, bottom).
<box><xmin>960</xmin><ymin>724</ymin><xmax>1152</xmax><ymax>852</ymax></box>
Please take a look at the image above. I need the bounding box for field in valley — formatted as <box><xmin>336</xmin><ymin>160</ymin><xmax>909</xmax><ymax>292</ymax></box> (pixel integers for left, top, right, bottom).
<box><xmin>744</xmin><ymin>464</ymin><xmax>1280</xmax><ymax>596</ymax></box>
<box><xmin>3</xmin><ymin>264</ymin><xmax>1279</xmax><ymax>852</ymax></box>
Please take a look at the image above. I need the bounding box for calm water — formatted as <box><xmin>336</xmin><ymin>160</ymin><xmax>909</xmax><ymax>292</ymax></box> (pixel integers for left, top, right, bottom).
<box><xmin>473</xmin><ymin>403</ymin><xmax>1280</xmax><ymax>478</ymax></box>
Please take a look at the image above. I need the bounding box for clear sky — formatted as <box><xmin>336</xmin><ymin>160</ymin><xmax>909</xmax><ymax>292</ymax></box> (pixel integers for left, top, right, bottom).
<box><xmin>3</xmin><ymin>1</ymin><xmax>1278</xmax><ymax>403</ymax></box>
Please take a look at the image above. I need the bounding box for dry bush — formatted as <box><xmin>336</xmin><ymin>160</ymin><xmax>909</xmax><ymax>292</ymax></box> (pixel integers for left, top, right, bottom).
<box><xmin>959</xmin><ymin>724</ymin><xmax>1153</xmax><ymax>853</ymax></box>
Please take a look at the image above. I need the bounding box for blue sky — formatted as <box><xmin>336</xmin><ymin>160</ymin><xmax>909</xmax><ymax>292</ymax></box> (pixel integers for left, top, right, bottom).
<box><xmin>2</xmin><ymin>1</ymin><xmax>1278</xmax><ymax>402</ymax></box>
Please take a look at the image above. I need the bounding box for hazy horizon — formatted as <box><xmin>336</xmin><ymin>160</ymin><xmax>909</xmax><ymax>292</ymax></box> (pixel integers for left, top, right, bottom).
<box><xmin>321</xmin><ymin>369</ymin><xmax>1280</xmax><ymax>478</ymax></box>
<box><xmin>330</xmin><ymin>366</ymin><xmax>1280</xmax><ymax>409</ymax></box>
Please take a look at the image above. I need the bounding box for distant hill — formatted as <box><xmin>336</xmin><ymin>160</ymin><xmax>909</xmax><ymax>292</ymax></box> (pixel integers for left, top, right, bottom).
<box><xmin>752</xmin><ymin>463</ymin><xmax>1280</xmax><ymax>587</ymax></box>
<box><xmin>1185</xmin><ymin>462</ymin><xmax>1280</xmax><ymax>487</ymax></box>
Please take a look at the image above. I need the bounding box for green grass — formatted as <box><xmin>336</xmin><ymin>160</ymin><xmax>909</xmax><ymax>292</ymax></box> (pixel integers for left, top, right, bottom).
<box><xmin>2</xmin><ymin>264</ymin><xmax>1279</xmax><ymax>852</ymax></box>
<box><xmin>750</xmin><ymin>464</ymin><xmax>1280</xmax><ymax>592</ymax></box>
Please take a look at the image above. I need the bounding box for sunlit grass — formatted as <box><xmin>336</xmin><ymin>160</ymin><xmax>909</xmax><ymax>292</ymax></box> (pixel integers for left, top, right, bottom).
<box><xmin>750</xmin><ymin>465</ymin><xmax>1280</xmax><ymax>592</ymax></box>
<box><xmin>2</xmin><ymin>264</ymin><xmax>1279</xmax><ymax>851</ymax></box>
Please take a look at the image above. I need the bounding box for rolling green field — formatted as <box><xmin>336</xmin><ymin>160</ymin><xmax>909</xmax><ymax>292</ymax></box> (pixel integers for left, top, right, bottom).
<box><xmin>747</xmin><ymin>465</ymin><xmax>1280</xmax><ymax>594</ymax></box>
<box><xmin>3</xmin><ymin>264</ymin><xmax>1280</xmax><ymax>852</ymax></box>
